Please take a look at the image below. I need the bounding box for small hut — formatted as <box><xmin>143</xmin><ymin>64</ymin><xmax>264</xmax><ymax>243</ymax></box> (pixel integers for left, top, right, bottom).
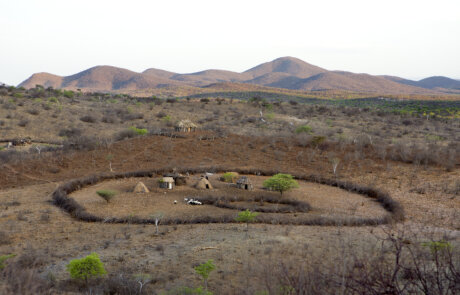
<box><xmin>236</xmin><ymin>176</ymin><xmax>253</xmax><ymax>190</ymax></box>
<box><xmin>159</xmin><ymin>177</ymin><xmax>175</xmax><ymax>189</ymax></box>
<box><xmin>195</xmin><ymin>177</ymin><xmax>213</xmax><ymax>190</ymax></box>
<box><xmin>164</xmin><ymin>173</ymin><xmax>187</xmax><ymax>186</ymax></box>
<box><xmin>133</xmin><ymin>182</ymin><xmax>150</xmax><ymax>193</ymax></box>
<box><xmin>175</xmin><ymin>119</ymin><xmax>197</xmax><ymax>132</ymax></box>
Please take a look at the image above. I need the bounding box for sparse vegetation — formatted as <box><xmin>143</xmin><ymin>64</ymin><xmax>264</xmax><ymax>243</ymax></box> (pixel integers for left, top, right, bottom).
<box><xmin>96</xmin><ymin>190</ymin><xmax>117</xmax><ymax>203</ymax></box>
<box><xmin>0</xmin><ymin>83</ymin><xmax>458</xmax><ymax>295</ymax></box>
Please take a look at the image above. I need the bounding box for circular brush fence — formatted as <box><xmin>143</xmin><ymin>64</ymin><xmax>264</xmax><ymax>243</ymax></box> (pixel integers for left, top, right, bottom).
<box><xmin>196</xmin><ymin>194</ymin><xmax>311</xmax><ymax>213</ymax></box>
<box><xmin>51</xmin><ymin>166</ymin><xmax>404</xmax><ymax>226</ymax></box>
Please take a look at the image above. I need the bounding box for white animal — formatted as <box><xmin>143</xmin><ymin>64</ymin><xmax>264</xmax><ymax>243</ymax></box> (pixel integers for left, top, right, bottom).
<box><xmin>174</xmin><ymin>200</ymin><xmax>177</xmax><ymax>204</ymax></box>
<box><xmin>187</xmin><ymin>200</ymin><xmax>202</xmax><ymax>205</ymax></box>
<box><xmin>5</xmin><ymin>142</ymin><xmax>12</xmax><ymax>149</ymax></box>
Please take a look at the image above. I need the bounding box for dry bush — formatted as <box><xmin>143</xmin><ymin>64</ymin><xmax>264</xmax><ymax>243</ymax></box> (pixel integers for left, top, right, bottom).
<box><xmin>0</xmin><ymin>265</ymin><xmax>52</xmax><ymax>295</ymax></box>
<box><xmin>102</xmin><ymin>273</ymin><xmax>140</xmax><ymax>295</ymax></box>
<box><xmin>26</xmin><ymin>109</ymin><xmax>40</xmax><ymax>115</ymax></box>
<box><xmin>101</xmin><ymin>115</ymin><xmax>117</xmax><ymax>124</ymax></box>
<box><xmin>62</xmin><ymin>136</ymin><xmax>98</xmax><ymax>151</ymax></box>
<box><xmin>114</xmin><ymin>129</ymin><xmax>138</xmax><ymax>141</ymax></box>
<box><xmin>58</xmin><ymin>127</ymin><xmax>82</xmax><ymax>138</ymax></box>
<box><xmin>0</xmin><ymin>231</ymin><xmax>11</xmax><ymax>245</ymax></box>
<box><xmin>18</xmin><ymin>119</ymin><xmax>29</xmax><ymax>127</ymax></box>
<box><xmin>253</xmin><ymin>228</ymin><xmax>459</xmax><ymax>295</ymax></box>
<box><xmin>80</xmin><ymin>115</ymin><xmax>98</xmax><ymax>123</ymax></box>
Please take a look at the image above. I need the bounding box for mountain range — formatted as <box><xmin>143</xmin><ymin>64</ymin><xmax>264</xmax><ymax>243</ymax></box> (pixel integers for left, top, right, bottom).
<box><xmin>18</xmin><ymin>57</ymin><xmax>460</xmax><ymax>95</ymax></box>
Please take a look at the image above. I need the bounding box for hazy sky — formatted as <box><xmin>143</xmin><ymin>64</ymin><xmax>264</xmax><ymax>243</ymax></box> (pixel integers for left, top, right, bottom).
<box><xmin>1</xmin><ymin>0</ymin><xmax>459</xmax><ymax>85</ymax></box>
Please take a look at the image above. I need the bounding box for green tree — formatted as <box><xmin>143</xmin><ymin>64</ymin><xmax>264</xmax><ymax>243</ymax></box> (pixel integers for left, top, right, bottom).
<box><xmin>194</xmin><ymin>260</ymin><xmax>216</xmax><ymax>291</ymax></box>
<box><xmin>263</xmin><ymin>173</ymin><xmax>299</xmax><ymax>196</ymax></box>
<box><xmin>66</xmin><ymin>252</ymin><xmax>107</xmax><ymax>286</ymax></box>
<box><xmin>235</xmin><ymin>209</ymin><xmax>259</xmax><ymax>231</ymax></box>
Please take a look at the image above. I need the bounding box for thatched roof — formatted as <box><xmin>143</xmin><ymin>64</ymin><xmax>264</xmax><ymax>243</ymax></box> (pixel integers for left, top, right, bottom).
<box><xmin>133</xmin><ymin>182</ymin><xmax>150</xmax><ymax>193</ymax></box>
<box><xmin>176</xmin><ymin>119</ymin><xmax>197</xmax><ymax>128</ymax></box>
<box><xmin>162</xmin><ymin>177</ymin><xmax>175</xmax><ymax>183</ymax></box>
<box><xmin>236</xmin><ymin>176</ymin><xmax>252</xmax><ymax>185</ymax></box>
<box><xmin>195</xmin><ymin>178</ymin><xmax>213</xmax><ymax>189</ymax></box>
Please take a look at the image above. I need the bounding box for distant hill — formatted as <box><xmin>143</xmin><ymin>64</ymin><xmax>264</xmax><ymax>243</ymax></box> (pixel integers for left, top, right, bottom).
<box><xmin>18</xmin><ymin>57</ymin><xmax>456</xmax><ymax>95</ymax></box>
<box><xmin>244</xmin><ymin>56</ymin><xmax>327</xmax><ymax>78</ymax></box>
<box><xmin>417</xmin><ymin>76</ymin><xmax>460</xmax><ymax>90</ymax></box>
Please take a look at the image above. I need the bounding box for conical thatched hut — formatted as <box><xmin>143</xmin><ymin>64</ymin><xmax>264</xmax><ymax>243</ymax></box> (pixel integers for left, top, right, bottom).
<box><xmin>159</xmin><ymin>177</ymin><xmax>175</xmax><ymax>189</ymax></box>
<box><xmin>175</xmin><ymin>119</ymin><xmax>197</xmax><ymax>132</ymax></box>
<box><xmin>195</xmin><ymin>177</ymin><xmax>213</xmax><ymax>190</ymax></box>
<box><xmin>236</xmin><ymin>176</ymin><xmax>253</xmax><ymax>190</ymax></box>
<box><xmin>133</xmin><ymin>182</ymin><xmax>150</xmax><ymax>193</ymax></box>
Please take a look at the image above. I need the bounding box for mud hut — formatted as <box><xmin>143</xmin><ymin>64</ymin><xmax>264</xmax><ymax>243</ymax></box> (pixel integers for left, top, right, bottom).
<box><xmin>164</xmin><ymin>173</ymin><xmax>187</xmax><ymax>186</ymax></box>
<box><xmin>236</xmin><ymin>176</ymin><xmax>253</xmax><ymax>190</ymax></box>
<box><xmin>195</xmin><ymin>177</ymin><xmax>213</xmax><ymax>190</ymax></box>
<box><xmin>175</xmin><ymin>119</ymin><xmax>197</xmax><ymax>132</ymax></box>
<box><xmin>133</xmin><ymin>182</ymin><xmax>150</xmax><ymax>193</ymax></box>
<box><xmin>159</xmin><ymin>177</ymin><xmax>175</xmax><ymax>189</ymax></box>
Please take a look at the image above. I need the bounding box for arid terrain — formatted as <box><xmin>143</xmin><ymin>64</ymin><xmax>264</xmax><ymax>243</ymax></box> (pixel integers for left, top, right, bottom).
<box><xmin>0</xmin><ymin>86</ymin><xmax>459</xmax><ymax>294</ymax></box>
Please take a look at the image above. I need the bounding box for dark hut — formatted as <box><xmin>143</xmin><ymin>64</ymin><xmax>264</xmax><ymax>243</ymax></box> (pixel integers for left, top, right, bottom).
<box><xmin>236</xmin><ymin>176</ymin><xmax>253</xmax><ymax>190</ymax></box>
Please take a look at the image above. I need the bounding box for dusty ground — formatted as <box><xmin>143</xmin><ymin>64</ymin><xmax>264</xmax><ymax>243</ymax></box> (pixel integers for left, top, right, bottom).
<box><xmin>0</xmin><ymin>126</ymin><xmax>459</xmax><ymax>293</ymax></box>
<box><xmin>70</xmin><ymin>175</ymin><xmax>386</xmax><ymax>220</ymax></box>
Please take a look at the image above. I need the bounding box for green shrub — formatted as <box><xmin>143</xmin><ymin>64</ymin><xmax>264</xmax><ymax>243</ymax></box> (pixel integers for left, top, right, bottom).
<box><xmin>66</xmin><ymin>253</ymin><xmax>106</xmax><ymax>285</ymax></box>
<box><xmin>220</xmin><ymin>172</ymin><xmax>238</xmax><ymax>183</ymax></box>
<box><xmin>295</xmin><ymin>125</ymin><xmax>313</xmax><ymax>134</ymax></box>
<box><xmin>0</xmin><ymin>254</ymin><xmax>16</xmax><ymax>270</ymax></box>
<box><xmin>63</xmin><ymin>90</ymin><xmax>74</xmax><ymax>98</ymax></box>
<box><xmin>129</xmin><ymin>126</ymin><xmax>148</xmax><ymax>136</ymax></box>
<box><xmin>263</xmin><ymin>174</ymin><xmax>299</xmax><ymax>196</ymax></box>
<box><xmin>311</xmin><ymin>135</ymin><xmax>326</xmax><ymax>147</ymax></box>
<box><xmin>96</xmin><ymin>190</ymin><xmax>117</xmax><ymax>203</ymax></box>
<box><xmin>422</xmin><ymin>240</ymin><xmax>452</xmax><ymax>254</ymax></box>
<box><xmin>162</xmin><ymin>115</ymin><xmax>172</xmax><ymax>122</ymax></box>
<box><xmin>48</xmin><ymin>97</ymin><xmax>59</xmax><ymax>103</ymax></box>
<box><xmin>13</xmin><ymin>93</ymin><xmax>23</xmax><ymax>98</ymax></box>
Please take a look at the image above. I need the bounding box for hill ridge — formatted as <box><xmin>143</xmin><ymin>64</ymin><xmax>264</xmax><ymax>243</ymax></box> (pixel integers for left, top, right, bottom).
<box><xmin>18</xmin><ymin>57</ymin><xmax>457</xmax><ymax>95</ymax></box>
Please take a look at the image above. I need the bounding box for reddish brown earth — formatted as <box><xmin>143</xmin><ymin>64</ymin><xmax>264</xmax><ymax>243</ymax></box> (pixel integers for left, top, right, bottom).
<box><xmin>0</xmin><ymin>132</ymin><xmax>458</xmax><ymax>294</ymax></box>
